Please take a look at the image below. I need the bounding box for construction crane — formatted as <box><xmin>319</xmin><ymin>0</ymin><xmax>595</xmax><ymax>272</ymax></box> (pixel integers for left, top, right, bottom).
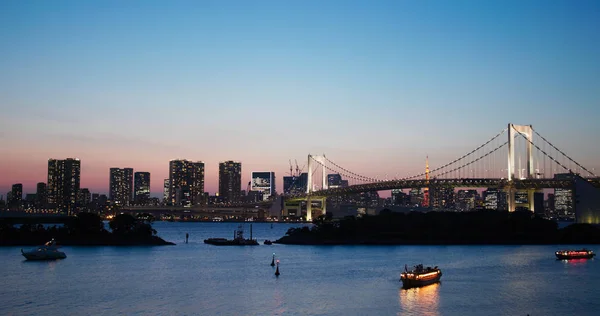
<box><xmin>289</xmin><ymin>159</ymin><xmax>293</xmax><ymax>177</ymax></box>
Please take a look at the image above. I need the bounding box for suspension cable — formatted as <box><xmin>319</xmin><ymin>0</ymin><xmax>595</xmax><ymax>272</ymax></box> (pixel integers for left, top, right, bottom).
<box><xmin>532</xmin><ymin>128</ymin><xmax>596</xmax><ymax>176</ymax></box>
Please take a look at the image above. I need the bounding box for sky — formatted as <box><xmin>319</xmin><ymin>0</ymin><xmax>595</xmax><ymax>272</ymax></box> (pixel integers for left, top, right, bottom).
<box><xmin>1</xmin><ymin>0</ymin><xmax>599</xmax><ymax>198</ymax></box>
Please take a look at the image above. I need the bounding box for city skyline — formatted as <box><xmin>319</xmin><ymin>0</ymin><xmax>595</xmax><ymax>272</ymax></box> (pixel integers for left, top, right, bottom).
<box><xmin>1</xmin><ymin>1</ymin><xmax>600</xmax><ymax>196</ymax></box>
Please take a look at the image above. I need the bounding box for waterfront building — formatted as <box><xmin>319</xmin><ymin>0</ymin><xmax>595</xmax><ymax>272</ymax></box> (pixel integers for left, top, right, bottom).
<box><xmin>36</xmin><ymin>182</ymin><xmax>47</xmax><ymax>208</ymax></box>
<box><xmin>483</xmin><ymin>188</ymin><xmax>500</xmax><ymax>210</ymax></box>
<box><xmin>47</xmin><ymin>158</ymin><xmax>81</xmax><ymax>214</ymax></box>
<box><xmin>163</xmin><ymin>179</ymin><xmax>170</xmax><ymax>204</ymax></box>
<box><xmin>554</xmin><ymin>188</ymin><xmax>573</xmax><ymax>215</ymax></box>
<box><xmin>283</xmin><ymin>173</ymin><xmax>308</xmax><ymax>195</ymax></box>
<box><xmin>134</xmin><ymin>172</ymin><xmax>151</xmax><ymax>205</ymax></box>
<box><xmin>169</xmin><ymin>160</ymin><xmax>205</xmax><ymax>207</ymax></box>
<box><xmin>409</xmin><ymin>188</ymin><xmax>423</xmax><ymax>206</ymax></box>
<box><xmin>9</xmin><ymin>183</ymin><xmax>23</xmax><ymax>209</ymax></box>
<box><xmin>327</xmin><ymin>174</ymin><xmax>343</xmax><ymax>188</ymax></box>
<box><xmin>78</xmin><ymin>188</ymin><xmax>91</xmax><ymax>207</ymax></box>
<box><xmin>430</xmin><ymin>186</ymin><xmax>454</xmax><ymax>209</ymax></box>
<box><xmin>219</xmin><ymin>161</ymin><xmax>242</xmax><ymax>203</ymax></box>
<box><xmin>250</xmin><ymin>171</ymin><xmax>275</xmax><ymax>200</ymax></box>
<box><xmin>109</xmin><ymin>168</ymin><xmax>134</xmax><ymax>206</ymax></box>
<box><xmin>455</xmin><ymin>189</ymin><xmax>478</xmax><ymax>211</ymax></box>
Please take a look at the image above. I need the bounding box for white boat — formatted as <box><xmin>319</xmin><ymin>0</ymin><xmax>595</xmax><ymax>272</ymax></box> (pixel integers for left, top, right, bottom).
<box><xmin>21</xmin><ymin>239</ymin><xmax>67</xmax><ymax>260</ymax></box>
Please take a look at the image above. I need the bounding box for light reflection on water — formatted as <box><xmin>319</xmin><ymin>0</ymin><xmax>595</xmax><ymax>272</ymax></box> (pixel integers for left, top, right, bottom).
<box><xmin>1</xmin><ymin>222</ymin><xmax>599</xmax><ymax>315</ymax></box>
<box><xmin>398</xmin><ymin>282</ymin><xmax>440</xmax><ymax>316</ymax></box>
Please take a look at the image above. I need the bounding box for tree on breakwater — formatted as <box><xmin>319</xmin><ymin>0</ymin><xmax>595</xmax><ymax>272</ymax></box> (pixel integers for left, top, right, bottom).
<box><xmin>276</xmin><ymin>210</ymin><xmax>600</xmax><ymax>245</ymax></box>
<box><xmin>0</xmin><ymin>212</ymin><xmax>173</xmax><ymax>246</ymax></box>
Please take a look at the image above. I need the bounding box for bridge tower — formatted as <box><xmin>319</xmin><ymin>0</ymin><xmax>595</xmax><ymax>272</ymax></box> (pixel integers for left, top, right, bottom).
<box><xmin>306</xmin><ymin>154</ymin><xmax>328</xmax><ymax>221</ymax></box>
<box><xmin>506</xmin><ymin>124</ymin><xmax>538</xmax><ymax>212</ymax></box>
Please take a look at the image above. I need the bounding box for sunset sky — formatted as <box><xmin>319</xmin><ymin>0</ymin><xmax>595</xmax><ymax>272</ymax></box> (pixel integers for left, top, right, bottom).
<box><xmin>1</xmin><ymin>0</ymin><xmax>599</xmax><ymax>197</ymax></box>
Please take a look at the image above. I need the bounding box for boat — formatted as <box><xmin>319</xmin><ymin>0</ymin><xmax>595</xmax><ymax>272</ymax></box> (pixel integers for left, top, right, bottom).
<box><xmin>204</xmin><ymin>224</ymin><xmax>259</xmax><ymax>246</ymax></box>
<box><xmin>21</xmin><ymin>239</ymin><xmax>67</xmax><ymax>261</ymax></box>
<box><xmin>264</xmin><ymin>240</ymin><xmax>273</xmax><ymax>245</ymax></box>
<box><xmin>400</xmin><ymin>264</ymin><xmax>442</xmax><ymax>288</ymax></box>
<box><xmin>555</xmin><ymin>249</ymin><xmax>596</xmax><ymax>260</ymax></box>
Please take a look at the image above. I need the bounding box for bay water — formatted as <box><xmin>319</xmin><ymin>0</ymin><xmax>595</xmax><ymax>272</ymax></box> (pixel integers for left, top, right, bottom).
<box><xmin>1</xmin><ymin>222</ymin><xmax>599</xmax><ymax>315</ymax></box>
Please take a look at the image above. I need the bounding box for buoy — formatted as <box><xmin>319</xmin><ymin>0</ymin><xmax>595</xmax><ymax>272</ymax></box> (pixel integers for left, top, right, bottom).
<box><xmin>275</xmin><ymin>261</ymin><xmax>280</xmax><ymax>276</ymax></box>
<box><xmin>271</xmin><ymin>253</ymin><xmax>275</xmax><ymax>266</ymax></box>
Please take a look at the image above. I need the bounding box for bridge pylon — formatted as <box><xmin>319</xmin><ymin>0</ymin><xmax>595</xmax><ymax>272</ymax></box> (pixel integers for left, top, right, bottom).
<box><xmin>506</xmin><ymin>124</ymin><xmax>540</xmax><ymax>212</ymax></box>
<box><xmin>306</xmin><ymin>154</ymin><xmax>328</xmax><ymax>221</ymax></box>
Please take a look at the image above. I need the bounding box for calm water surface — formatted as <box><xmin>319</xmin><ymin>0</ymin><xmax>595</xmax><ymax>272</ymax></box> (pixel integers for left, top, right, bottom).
<box><xmin>1</xmin><ymin>222</ymin><xmax>599</xmax><ymax>315</ymax></box>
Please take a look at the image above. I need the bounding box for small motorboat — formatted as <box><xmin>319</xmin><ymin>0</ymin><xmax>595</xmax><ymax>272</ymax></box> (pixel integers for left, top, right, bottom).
<box><xmin>21</xmin><ymin>239</ymin><xmax>67</xmax><ymax>261</ymax></box>
<box><xmin>400</xmin><ymin>264</ymin><xmax>442</xmax><ymax>288</ymax></box>
<box><xmin>264</xmin><ymin>240</ymin><xmax>273</xmax><ymax>245</ymax></box>
<box><xmin>555</xmin><ymin>249</ymin><xmax>595</xmax><ymax>260</ymax></box>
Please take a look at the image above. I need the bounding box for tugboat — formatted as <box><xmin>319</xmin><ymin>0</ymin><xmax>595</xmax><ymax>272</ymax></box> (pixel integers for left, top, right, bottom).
<box><xmin>400</xmin><ymin>264</ymin><xmax>442</xmax><ymax>288</ymax></box>
<box><xmin>204</xmin><ymin>224</ymin><xmax>259</xmax><ymax>246</ymax></box>
<box><xmin>555</xmin><ymin>249</ymin><xmax>595</xmax><ymax>260</ymax></box>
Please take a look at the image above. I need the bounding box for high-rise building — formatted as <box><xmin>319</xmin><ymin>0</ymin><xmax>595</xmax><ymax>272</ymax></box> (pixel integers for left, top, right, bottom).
<box><xmin>327</xmin><ymin>174</ymin><xmax>343</xmax><ymax>188</ymax></box>
<box><xmin>163</xmin><ymin>179</ymin><xmax>170</xmax><ymax>204</ymax></box>
<box><xmin>483</xmin><ymin>188</ymin><xmax>500</xmax><ymax>210</ymax></box>
<box><xmin>169</xmin><ymin>160</ymin><xmax>205</xmax><ymax>207</ymax></box>
<box><xmin>219</xmin><ymin>161</ymin><xmax>242</xmax><ymax>203</ymax></box>
<box><xmin>109</xmin><ymin>168</ymin><xmax>133</xmax><ymax>206</ymax></box>
<box><xmin>47</xmin><ymin>158</ymin><xmax>81</xmax><ymax>214</ymax></box>
<box><xmin>36</xmin><ymin>182</ymin><xmax>47</xmax><ymax>208</ymax></box>
<box><xmin>391</xmin><ymin>189</ymin><xmax>409</xmax><ymax>206</ymax></box>
<box><xmin>430</xmin><ymin>187</ymin><xmax>454</xmax><ymax>209</ymax></box>
<box><xmin>78</xmin><ymin>188</ymin><xmax>91</xmax><ymax>207</ymax></box>
<box><xmin>409</xmin><ymin>188</ymin><xmax>423</xmax><ymax>206</ymax></box>
<box><xmin>9</xmin><ymin>183</ymin><xmax>23</xmax><ymax>208</ymax></box>
<box><xmin>250</xmin><ymin>172</ymin><xmax>276</xmax><ymax>201</ymax></box>
<box><xmin>283</xmin><ymin>173</ymin><xmax>308</xmax><ymax>194</ymax></box>
<box><xmin>134</xmin><ymin>172</ymin><xmax>151</xmax><ymax>205</ymax></box>
<box><xmin>554</xmin><ymin>188</ymin><xmax>573</xmax><ymax>215</ymax></box>
<box><xmin>456</xmin><ymin>189</ymin><xmax>478</xmax><ymax>211</ymax></box>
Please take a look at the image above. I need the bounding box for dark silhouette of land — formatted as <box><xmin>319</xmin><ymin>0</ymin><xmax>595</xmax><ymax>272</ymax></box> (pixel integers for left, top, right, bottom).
<box><xmin>0</xmin><ymin>212</ymin><xmax>174</xmax><ymax>246</ymax></box>
<box><xmin>275</xmin><ymin>210</ymin><xmax>600</xmax><ymax>245</ymax></box>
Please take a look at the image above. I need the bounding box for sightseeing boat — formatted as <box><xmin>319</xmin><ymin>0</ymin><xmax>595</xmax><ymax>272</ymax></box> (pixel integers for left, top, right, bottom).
<box><xmin>204</xmin><ymin>224</ymin><xmax>259</xmax><ymax>246</ymax></box>
<box><xmin>555</xmin><ymin>249</ymin><xmax>595</xmax><ymax>260</ymax></box>
<box><xmin>400</xmin><ymin>264</ymin><xmax>442</xmax><ymax>288</ymax></box>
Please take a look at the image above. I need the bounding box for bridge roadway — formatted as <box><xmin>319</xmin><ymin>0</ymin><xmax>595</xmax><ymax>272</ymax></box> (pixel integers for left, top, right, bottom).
<box><xmin>288</xmin><ymin>177</ymin><xmax>600</xmax><ymax>199</ymax></box>
<box><xmin>120</xmin><ymin>204</ymin><xmax>272</xmax><ymax>218</ymax></box>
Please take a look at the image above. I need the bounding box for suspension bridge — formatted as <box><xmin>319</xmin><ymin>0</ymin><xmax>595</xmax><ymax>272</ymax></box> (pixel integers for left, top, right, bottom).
<box><xmin>286</xmin><ymin>123</ymin><xmax>600</xmax><ymax>222</ymax></box>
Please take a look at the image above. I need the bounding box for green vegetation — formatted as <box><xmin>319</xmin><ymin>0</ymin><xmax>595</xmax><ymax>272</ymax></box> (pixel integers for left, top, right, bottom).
<box><xmin>0</xmin><ymin>213</ymin><xmax>174</xmax><ymax>246</ymax></box>
<box><xmin>276</xmin><ymin>210</ymin><xmax>600</xmax><ymax>245</ymax></box>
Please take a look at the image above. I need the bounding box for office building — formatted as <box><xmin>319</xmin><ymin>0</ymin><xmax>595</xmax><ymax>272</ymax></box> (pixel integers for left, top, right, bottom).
<box><xmin>251</xmin><ymin>171</ymin><xmax>275</xmax><ymax>200</ymax></box>
<box><xmin>169</xmin><ymin>160</ymin><xmax>205</xmax><ymax>207</ymax></box>
<box><xmin>47</xmin><ymin>158</ymin><xmax>81</xmax><ymax>214</ymax></box>
<box><xmin>109</xmin><ymin>168</ymin><xmax>134</xmax><ymax>206</ymax></box>
<box><xmin>219</xmin><ymin>161</ymin><xmax>242</xmax><ymax>203</ymax></box>
<box><xmin>134</xmin><ymin>172</ymin><xmax>151</xmax><ymax>205</ymax></box>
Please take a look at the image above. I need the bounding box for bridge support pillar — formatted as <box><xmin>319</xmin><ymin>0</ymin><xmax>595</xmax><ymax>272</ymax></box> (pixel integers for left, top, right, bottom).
<box><xmin>306</xmin><ymin>196</ymin><xmax>312</xmax><ymax>222</ymax></box>
<box><xmin>507</xmin><ymin>187</ymin><xmax>516</xmax><ymax>213</ymax></box>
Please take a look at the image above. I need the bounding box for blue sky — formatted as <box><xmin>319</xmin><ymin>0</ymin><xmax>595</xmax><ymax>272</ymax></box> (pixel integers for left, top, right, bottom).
<box><xmin>1</xmin><ymin>0</ymin><xmax>599</xmax><ymax>195</ymax></box>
